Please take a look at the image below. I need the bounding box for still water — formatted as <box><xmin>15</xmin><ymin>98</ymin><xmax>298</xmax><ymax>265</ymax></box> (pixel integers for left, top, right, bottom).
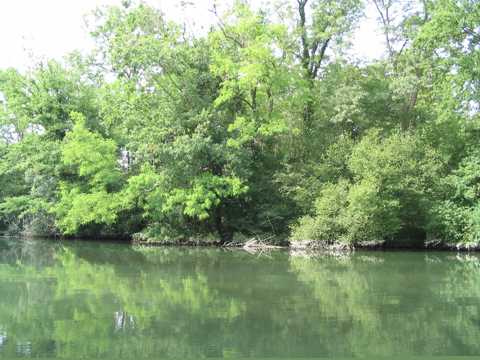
<box><xmin>0</xmin><ymin>237</ymin><xmax>479</xmax><ymax>359</ymax></box>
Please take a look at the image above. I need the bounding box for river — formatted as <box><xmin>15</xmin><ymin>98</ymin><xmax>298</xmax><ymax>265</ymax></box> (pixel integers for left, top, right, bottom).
<box><xmin>0</xmin><ymin>237</ymin><xmax>479</xmax><ymax>358</ymax></box>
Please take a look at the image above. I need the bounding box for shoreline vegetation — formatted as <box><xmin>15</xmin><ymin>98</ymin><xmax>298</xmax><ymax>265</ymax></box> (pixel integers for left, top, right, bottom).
<box><xmin>131</xmin><ymin>237</ymin><xmax>480</xmax><ymax>253</ymax></box>
<box><xmin>1</xmin><ymin>0</ymin><xmax>480</xmax><ymax>250</ymax></box>
<box><xmin>133</xmin><ymin>240</ymin><xmax>480</xmax><ymax>252</ymax></box>
<box><xmin>4</xmin><ymin>233</ymin><xmax>480</xmax><ymax>252</ymax></box>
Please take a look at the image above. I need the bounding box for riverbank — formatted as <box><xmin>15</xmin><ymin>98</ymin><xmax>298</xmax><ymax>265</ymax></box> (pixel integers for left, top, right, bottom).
<box><xmin>7</xmin><ymin>231</ymin><xmax>478</xmax><ymax>252</ymax></box>
<box><xmin>132</xmin><ymin>236</ymin><xmax>480</xmax><ymax>252</ymax></box>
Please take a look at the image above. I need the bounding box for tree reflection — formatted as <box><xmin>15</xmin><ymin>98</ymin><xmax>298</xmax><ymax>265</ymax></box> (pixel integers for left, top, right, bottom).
<box><xmin>290</xmin><ymin>251</ymin><xmax>480</xmax><ymax>357</ymax></box>
<box><xmin>1</xmin><ymin>238</ymin><xmax>480</xmax><ymax>358</ymax></box>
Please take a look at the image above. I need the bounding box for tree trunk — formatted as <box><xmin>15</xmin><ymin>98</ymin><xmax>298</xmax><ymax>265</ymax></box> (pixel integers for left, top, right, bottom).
<box><xmin>215</xmin><ymin>206</ymin><xmax>232</xmax><ymax>245</ymax></box>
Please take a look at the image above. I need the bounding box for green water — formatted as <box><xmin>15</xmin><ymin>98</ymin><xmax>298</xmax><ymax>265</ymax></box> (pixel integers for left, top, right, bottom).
<box><xmin>0</xmin><ymin>238</ymin><xmax>480</xmax><ymax>359</ymax></box>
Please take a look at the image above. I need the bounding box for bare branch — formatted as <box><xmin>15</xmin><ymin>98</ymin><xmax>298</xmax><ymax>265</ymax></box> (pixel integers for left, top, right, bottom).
<box><xmin>209</xmin><ymin>4</ymin><xmax>244</xmax><ymax>48</ymax></box>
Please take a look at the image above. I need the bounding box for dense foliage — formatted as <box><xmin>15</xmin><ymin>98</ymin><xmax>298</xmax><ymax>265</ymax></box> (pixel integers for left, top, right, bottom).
<box><xmin>0</xmin><ymin>0</ymin><xmax>479</xmax><ymax>247</ymax></box>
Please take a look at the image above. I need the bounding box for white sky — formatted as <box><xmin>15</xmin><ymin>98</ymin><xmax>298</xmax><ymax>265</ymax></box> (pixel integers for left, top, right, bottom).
<box><xmin>0</xmin><ymin>0</ymin><xmax>385</xmax><ymax>71</ymax></box>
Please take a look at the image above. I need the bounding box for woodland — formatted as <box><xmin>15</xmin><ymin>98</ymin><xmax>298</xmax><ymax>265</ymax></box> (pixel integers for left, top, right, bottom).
<box><xmin>0</xmin><ymin>0</ymin><xmax>479</xmax><ymax>248</ymax></box>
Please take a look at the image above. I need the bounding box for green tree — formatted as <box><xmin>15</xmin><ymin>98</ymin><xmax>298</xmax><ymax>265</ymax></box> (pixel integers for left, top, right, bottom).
<box><xmin>54</xmin><ymin>112</ymin><xmax>123</xmax><ymax>235</ymax></box>
<box><xmin>291</xmin><ymin>131</ymin><xmax>442</xmax><ymax>245</ymax></box>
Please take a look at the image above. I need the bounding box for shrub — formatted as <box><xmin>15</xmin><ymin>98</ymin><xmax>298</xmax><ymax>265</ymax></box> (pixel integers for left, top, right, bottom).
<box><xmin>291</xmin><ymin>130</ymin><xmax>442</xmax><ymax>245</ymax></box>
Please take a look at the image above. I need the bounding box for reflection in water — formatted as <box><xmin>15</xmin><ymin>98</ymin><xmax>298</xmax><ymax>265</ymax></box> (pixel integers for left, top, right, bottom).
<box><xmin>114</xmin><ymin>312</ymin><xmax>136</xmax><ymax>332</ymax></box>
<box><xmin>0</xmin><ymin>238</ymin><xmax>480</xmax><ymax>358</ymax></box>
<box><xmin>0</xmin><ymin>329</ymin><xmax>6</xmax><ymax>349</ymax></box>
<box><xmin>16</xmin><ymin>341</ymin><xmax>32</xmax><ymax>357</ymax></box>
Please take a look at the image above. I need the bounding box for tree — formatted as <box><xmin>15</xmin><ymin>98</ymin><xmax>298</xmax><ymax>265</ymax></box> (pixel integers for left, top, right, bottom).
<box><xmin>52</xmin><ymin>113</ymin><xmax>122</xmax><ymax>235</ymax></box>
<box><xmin>291</xmin><ymin>130</ymin><xmax>442</xmax><ymax>245</ymax></box>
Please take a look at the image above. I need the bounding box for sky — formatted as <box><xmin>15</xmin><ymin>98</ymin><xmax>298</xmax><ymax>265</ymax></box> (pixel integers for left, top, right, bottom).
<box><xmin>0</xmin><ymin>0</ymin><xmax>385</xmax><ymax>71</ymax></box>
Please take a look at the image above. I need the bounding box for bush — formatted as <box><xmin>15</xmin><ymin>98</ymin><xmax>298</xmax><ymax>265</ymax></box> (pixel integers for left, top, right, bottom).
<box><xmin>427</xmin><ymin>150</ymin><xmax>480</xmax><ymax>246</ymax></box>
<box><xmin>291</xmin><ymin>130</ymin><xmax>442</xmax><ymax>245</ymax></box>
<box><xmin>290</xmin><ymin>180</ymin><xmax>349</xmax><ymax>242</ymax></box>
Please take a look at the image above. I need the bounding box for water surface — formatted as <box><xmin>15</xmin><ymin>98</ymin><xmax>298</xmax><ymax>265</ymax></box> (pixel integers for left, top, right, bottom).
<box><xmin>0</xmin><ymin>237</ymin><xmax>479</xmax><ymax>359</ymax></box>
